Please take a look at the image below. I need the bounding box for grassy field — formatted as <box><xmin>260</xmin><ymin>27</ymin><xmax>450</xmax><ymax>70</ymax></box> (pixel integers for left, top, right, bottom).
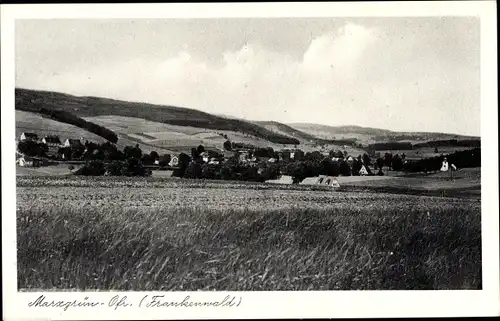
<box><xmin>17</xmin><ymin>175</ymin><xmax>481</xmax><ymax>291</ymax></box>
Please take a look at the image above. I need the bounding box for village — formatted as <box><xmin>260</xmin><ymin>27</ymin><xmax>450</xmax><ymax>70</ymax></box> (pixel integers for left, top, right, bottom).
<box><xmin>15</xmin><ymin>131</ymin><xmax>384</xmax><ymax>183</ymax></box>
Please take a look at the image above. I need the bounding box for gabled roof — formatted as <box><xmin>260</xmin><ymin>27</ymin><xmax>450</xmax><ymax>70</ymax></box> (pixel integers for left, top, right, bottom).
<box><xmin>66</xmin><ymin>139</ymin><xmax>83</xmax><ymax>145</ymax></box>
<box><xmin>22</xmin><ymin>132</ymin><xmax>38</xmax><ymax>139</ymax></box>
<box><xmin>43</xmin><ymin>136</ymin><xmax>61</xmax><ymax>144</ymax></box>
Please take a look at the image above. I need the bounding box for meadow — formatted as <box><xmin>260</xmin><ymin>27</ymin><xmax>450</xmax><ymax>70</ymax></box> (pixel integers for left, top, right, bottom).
<box><xmin>17</xmin><ymin>176</ymin><xmax>481</xmax><ymax>291</ymax></box>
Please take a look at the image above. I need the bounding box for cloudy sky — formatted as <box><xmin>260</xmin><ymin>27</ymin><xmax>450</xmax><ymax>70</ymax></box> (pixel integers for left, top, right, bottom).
<box><xmin>16</xmin><ymin>18</ymin><xmax>480</xmax><ymax>135</ymax></box>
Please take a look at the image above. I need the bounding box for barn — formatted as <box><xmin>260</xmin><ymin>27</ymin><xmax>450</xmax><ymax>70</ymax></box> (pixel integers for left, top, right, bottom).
<box><xmin>265</xmin><ymin>175</ymin><xmax>340</xmax><ymax>188</ymax></box>
<box><xmin>301</xmin><ymin>175</ymin><xmax>340</xmax><ymax>188</ymax></box>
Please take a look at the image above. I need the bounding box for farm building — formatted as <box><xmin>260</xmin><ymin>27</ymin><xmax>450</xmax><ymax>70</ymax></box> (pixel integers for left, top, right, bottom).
<box><xmin>265</xmin><ymin>175</ymin><xmax>340</xmax><ymax>188</ymax></box>
<box><xmin>42</xmin><ymin>136</ymin><xmax>62</xmax><ymax>147</ymax></box>
<box><xmin>169</xmin><ymin>156</ymin><xmax>179</xmax><ymax>167</ymax></box>
<box><xmin>64</xmin><ymin>139</ymin><xmax>84</xmax><ymax>149</ymax></box>
<box><xmin>301</xmin><ymin>175</ymin><xmax>341</xmax><ymax>187</ymax></box>
<box><xmin>16</xmin><ymin>156</ymin><xmax>45</xmax><ymax>167</ymax></box>
<box><xmin>359</xmin><ymin>165</ymin><xmax>369</xmax><ymax>176</ymax></box>
<box><xmin>440</xmin><ymin>158</ymin><xmax>449</xmax><ymax>172</ymax></box>
<box><xmin>19</xmin><ymin>132</ymin><xmax>38</xmax><ymax>142</ymax></box>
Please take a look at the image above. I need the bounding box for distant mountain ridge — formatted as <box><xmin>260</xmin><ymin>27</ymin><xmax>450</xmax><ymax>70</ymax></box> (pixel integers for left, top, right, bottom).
<box><xmin>288</xmin><ymin>123</ymin><xmax>479</xmax><ymax>144</ymax></box>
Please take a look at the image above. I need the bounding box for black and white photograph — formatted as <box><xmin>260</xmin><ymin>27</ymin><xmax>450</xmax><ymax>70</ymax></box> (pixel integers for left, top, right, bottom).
<box><xmin>2</xmin><ymin>2</ymin><xmax>498</xmax><ymax>320</ymax></box>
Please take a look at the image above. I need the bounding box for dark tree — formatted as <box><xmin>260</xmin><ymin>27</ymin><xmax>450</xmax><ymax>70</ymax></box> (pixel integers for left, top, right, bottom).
<box><xmin>141</xmin><ymin>154</ymin><xmax>155</xmax><ymax>165</ymax></box>
<box><xmin>17</xmin><ymin>140</ymin><xmax>48</xmax><ymax>157</ymax></box>
<box><xmin>384</xmin><ymin>153</ymin><xmax>393</xmax><ymax>170</ymax></box>
<box><xmin>339</xmin><ymin>160</ymin><xmax>351</xmax><ymax>176</ymax></box>
<box><xmin>150</xmin><ymin>151</ymin><xmax>160</xmax><ymax>161</ymax></box>
<box><xmin>376</xmin><ymin>158</ymin><xmax>385</xmax><ymax>171</ymax></box>
<box><xmin>319</xmin><ymin>159</ymin><xmax>340</xmax><ymax>176</ymax></box>
<box><xmin>362</xmin><ymin>153</ymin><xmax>371</xmax><ymax>166</ymax></box>
<box><xmin>197</xmin><ymin>145</ymin><xmax>205</xmax><ymax>155</ymax></box>
<box><xmin>191</xmin><ymin>148</ymin><xmax>200</xmax><ymax>161</ymax></box>
<box><xmin>159</xmin><ymin>154</ymin><xmax>171</xmax><ymax>167</ymax></box>
<box><xmin>173</xmin><ymin>152</ymin><xmax>191</xmax><ymax>177</ymax></box>
<box><xmin>352</xmin><ymin>158</ymin><xmax>362</xmax><ymax>176</ymax></box>
<box><xmin>223</xmin><ymin>140</ymin><xmax>232</xmax><ymax>151</ymax></box>
<box><xmin>392</xmin><ymin>154</ymin><xmax>404</xmax><ymax>171</ymax></box>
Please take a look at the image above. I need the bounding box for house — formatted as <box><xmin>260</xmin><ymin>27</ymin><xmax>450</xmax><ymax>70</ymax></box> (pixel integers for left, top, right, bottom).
<box><xmin>16</xmin><ymin>156</ymin><xmax>44</xmax><ymax>167</ymax></box>
<box><xmin>64</xmin><ymin>139</ymin><xmax>83</xmax><ymax>149</ymax></box>
<box><xmin>440</xmin><ymin>158</ymin><xmax>449</xmax><ymax>172</ymax></box>
<box><xmin>19</xmin><ymin>132</ymin><xmax>38</xmax><ymax>142</ymax></box>
<box><xmin>208</xmin><ymin>159</ymin><xmax>220</xmax><ymax>165</ymax></box>
<box><xmin>268</xmin><ymin>158</ymin><xmax>277</xmax><ymax>163</ymax></box>
<box><xmin>359</xmin><ymin>165</ymin><xmax>369</xmax><ymax>176</ymax></box>
<box><xmin>169</xmin><ymin>156</ymin><xmax>179</xmax><ymax>167</ymax></box>
<box><xmin>42</xmin><ymin>136</ymin><xmax>62</xmax><ymax>147</ymax></box>
<box><xmin>17</xmin><ymin>157</ymin><xmax>34</xmax><ymax>167</ymax></box>
<box><xmin>238</xmin><ymin>151</ymin><xmax>250</xmax><ymax>162</ymax></box>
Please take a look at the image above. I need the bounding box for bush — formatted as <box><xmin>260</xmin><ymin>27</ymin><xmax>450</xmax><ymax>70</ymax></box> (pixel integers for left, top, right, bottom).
<box><xmin>77</xmin><ymin>160</ymin><xmax>106</xmax><ymax>176</ymax></box>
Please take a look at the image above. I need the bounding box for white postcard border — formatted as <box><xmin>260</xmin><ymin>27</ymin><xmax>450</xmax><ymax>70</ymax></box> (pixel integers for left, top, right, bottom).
<box><xmin>2</xmin><ymin>2</ymin><xmax>498</xmax><ymax>320</ymax></box>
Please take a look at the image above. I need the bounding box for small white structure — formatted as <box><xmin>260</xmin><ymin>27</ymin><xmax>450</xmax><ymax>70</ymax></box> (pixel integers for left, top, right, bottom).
<box><xmin>359</xmin><ymin>165</ymin><xmax>369</xmax><ymax>176</ymax></box>
<box><xmin>440</xmin><ymin>159</ymin><xmax>449</xmax><ymax>172</ymax></box>
<box><xmin>169</xmin><ymin>156</ymin><xmax>179</xmax><ymax>167</ymax></box>
<box><xmin>290</xmin><ymin>152</ymin><xmax>295</xmax><ymax>159</ymax></box>
<box><xmin>451</xmin><ymin>164</ymin><xmax>457</xmax><ymax>171</ymax></box>
<box><xmin>154</xmin><ymin>159</ymin><xmax>160</xmax><ymax>165</ymax></box>
<box><xmin>17</xmin><ymin>157</ymin><xmax>38</xmax><ymax>167</ymax></box>
<box><xmin>268</xmin><ymin>158</ymin><xmax>276</xmax><ymax>163</ymax></box>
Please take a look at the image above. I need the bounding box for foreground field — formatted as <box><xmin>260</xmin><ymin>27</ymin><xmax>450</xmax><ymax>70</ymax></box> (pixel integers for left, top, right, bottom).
<box><xmin>17</xmin><ymin>176</ymin><xmax>481</xmax><ymax>291</ymax></box>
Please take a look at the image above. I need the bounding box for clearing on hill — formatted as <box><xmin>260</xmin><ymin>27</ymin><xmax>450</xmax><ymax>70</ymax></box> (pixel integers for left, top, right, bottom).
<box><xmin>16</xmin><ymin>110</ymin><xmax>108</xmax><ymax>144</ymax></box>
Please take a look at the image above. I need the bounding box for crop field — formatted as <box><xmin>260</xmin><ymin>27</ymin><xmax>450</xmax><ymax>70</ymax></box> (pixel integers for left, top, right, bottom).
<box><xmin>17</xmin><ymin>176</ymin><xmax>481</xmax><ymax>291</ymax></box>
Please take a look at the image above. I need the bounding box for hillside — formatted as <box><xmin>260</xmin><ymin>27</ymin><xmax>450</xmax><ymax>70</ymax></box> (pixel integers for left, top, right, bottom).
<box><xmin>84</xmin><ymin>115</ymin><xmax>299</xmax><ymax>154</ymax></box>
<box><xmin>289</xmin><ymin>123</ymin><xmax>479</xmax><ymax>145</ymax></box>
<box><xmin>253</xmin><ymin>121</ymin><xmax>318</xmax><ymax>143</ymax></box>
<box><xmin>15</xmin><ymin>88</ymin><xmax>299</xmax><ymax>145</ymax></box>
<box><xmin>16</xmin><ymin>110</ymin><xmax>109</xmax><ymax>144</ymax></box>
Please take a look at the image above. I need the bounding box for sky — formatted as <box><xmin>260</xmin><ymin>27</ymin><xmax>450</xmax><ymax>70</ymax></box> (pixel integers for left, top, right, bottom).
<box><xmin>15</xmin><ymin>18</ymin><xmax>480</xmax><ymax>136</ymax></box>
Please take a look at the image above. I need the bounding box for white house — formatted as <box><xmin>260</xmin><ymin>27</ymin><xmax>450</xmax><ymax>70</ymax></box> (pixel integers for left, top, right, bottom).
<box><xmin>440</xmin><ymin>159</ymin><xmax>449</xmax><ymax>172</ymax></box>
<box><xmin>359</xmin><ymin>165</ymin><xmax>369</xmax><ymax>176</ymax></box>
<box><xmin>19</xmin><ymin>132</ymin><xmax>38</xmax><ymax>142</ymax></box>
<box><xmin>169</xmin><ymin>156</ymin><xmax>179</xmax><ymax>167</ymax></box>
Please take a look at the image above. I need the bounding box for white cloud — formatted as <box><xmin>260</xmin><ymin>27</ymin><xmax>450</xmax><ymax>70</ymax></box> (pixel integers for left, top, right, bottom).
<box><xmin>16</xmin><ymin>21</ymin><xmax>479</xmax><ymax>135</ymax></box>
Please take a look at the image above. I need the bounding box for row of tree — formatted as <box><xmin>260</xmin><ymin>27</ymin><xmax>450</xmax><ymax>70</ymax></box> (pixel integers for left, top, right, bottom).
<box><xmin>39</xmin><ymin>107</ymin><xmax>118</xmax><ymax>143</ymax></box>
